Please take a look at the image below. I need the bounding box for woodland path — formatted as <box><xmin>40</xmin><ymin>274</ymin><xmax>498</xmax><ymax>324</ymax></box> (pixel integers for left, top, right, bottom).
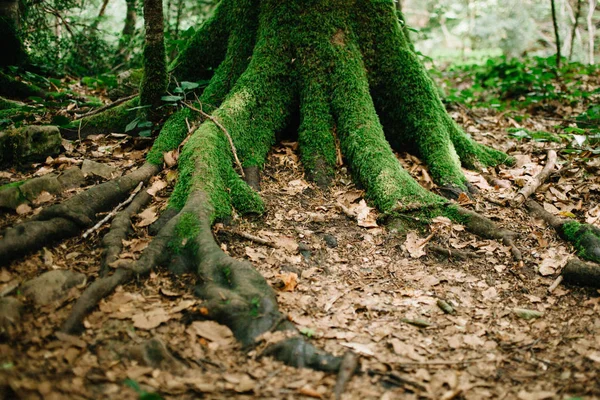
<box><xmin>0</xmin><ymin>83</ymin><xmax>599</xmax><ymax>399</ymax></box>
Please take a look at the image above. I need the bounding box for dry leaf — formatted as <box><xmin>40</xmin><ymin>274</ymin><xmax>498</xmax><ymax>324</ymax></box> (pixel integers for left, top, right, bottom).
<box><xmin>131</xmin><ymin>308</ymin><xmax>171</xmax><ymax>330</ymax></box>
<box><xmin>147</xmin><ymin>180</ymin><xmax>167</xmax><ymax>196</ymax></box>
<box><xmin>404</xmin><ymin>232</ymin><xmax>427</xmax><ymax>258</ymax></box>
<box><xmin>274</xmin><ymin>272</ymin><xmax>298</xmax><ymax>292</ymax></box>
<box><xmin>189</xmin><ymin>320</ymin><xmax>234</xmax><ymax>345</ymax></box>
<box><xmin>340</xmin><ymin>342</ymin><xmax>374</xmax><ymax>356</ymax></box>
<box><xmin>137</xmin><ymin>206</ymin><xmax>158</xmax><ymax>227</ymax></box>
<box><xmin>16</xmin><ymin>203</ymin><xmax>32</xmax><ymax>215</ymax></box>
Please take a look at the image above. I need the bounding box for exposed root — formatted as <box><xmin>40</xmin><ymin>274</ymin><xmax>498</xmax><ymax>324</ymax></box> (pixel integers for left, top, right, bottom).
<box><xmin>100</xmin><ymin>187</ymin><xmax>152</xmax><ymax>276</ymax></box>
<box><xmin>333</xmin><ymin>351</ymin><xmax>360</xmax><ymax>399</ymax></box>
<box><xmin>453</xmin><ymin>206</ymin><xmax>521</xmax><ymax>261</ymax></box>
<box><xmin>62</xmin><ymin>200</ymin><xmax>181</xmax><ymax>333</ymax></box>
<box><xmin>75</xmin><ymin>94</ymin><xmax>138</xmax><ymax>120</ymax></box>
<box><xmin>562</xmin><ymin>258</ymin><xmax>600</xmax><ymax>288</ymax></box>
<box><xmin>0</xmin><ymin>163</ymin><xmax>159</xmax><ymax>266</ymax></box>
<box><xmin>512</xmin><ymin>150</ymin><xmax>557</xmax><ymax>207</ymax></box>
<box><xmin>526</xmin><ymin>199</ymin><xmax>600</xmax><ymax>264</ymax></box>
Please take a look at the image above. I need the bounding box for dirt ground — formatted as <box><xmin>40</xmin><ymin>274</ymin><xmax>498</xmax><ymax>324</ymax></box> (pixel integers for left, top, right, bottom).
<box><xmin>1</xmin><ymin>78</ymin><xmax>599</xmax><ymax>399</ymax></box>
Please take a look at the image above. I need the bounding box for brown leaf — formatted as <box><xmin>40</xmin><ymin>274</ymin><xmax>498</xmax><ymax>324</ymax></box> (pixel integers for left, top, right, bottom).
<box><xmin>136</xmin><ymin>206</ymin><xmax>158</xmax><ymax>227</ymax></box>
<box><xmin>274</xmin><ymin>272</ymin><xmax>298</xmax><ymax>292</ymax></box>
<box><xmin>131</xmin><ymin>307</ymin><xmax>171</xmax><ymax>330</ymax></box>
<box><xmin>404</xmin><ymin>232</ymin><xmax>427</xmax><ymax>258</ymax></box>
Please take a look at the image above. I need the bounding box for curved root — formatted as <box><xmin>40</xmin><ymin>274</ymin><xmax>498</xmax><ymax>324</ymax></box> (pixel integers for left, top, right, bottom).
<box><xmin>0</xmin><ymin>163</ymin><xmax>158</xmax><ymax>266</ymax></box>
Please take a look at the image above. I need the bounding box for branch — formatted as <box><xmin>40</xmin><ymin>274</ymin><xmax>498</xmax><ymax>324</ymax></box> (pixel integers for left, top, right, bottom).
<box><xmin>512</xmin><ymin>150</ymin><xmax>557</xmax><ymax>207</ymax></box>
<box><xmin>183</xmin><ymin>101</ymin><xmax>245</xmax><ymax>178</ymax></box>
<box><xmin>75</xmin><ymin>94</ymin><xmax>138</xmax><ymax>120</ymax></box>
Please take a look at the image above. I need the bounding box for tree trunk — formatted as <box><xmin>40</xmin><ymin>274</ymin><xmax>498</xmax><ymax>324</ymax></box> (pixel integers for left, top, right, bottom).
<box><xmin>116</xmin><ymin>0</ymin><xmax>137</xmax><ymax>64</ymax></box>
<box><xmin>550</xmin><ymin>0</ymin><xmax>562</xmax><ymax>67</ymax></box>
<box><xmin>0</xmin><ymin>0</ymin><xmax>25</xmax><ymax>67</ymax></box>
<box><xmin>588</xmin><ymin>0</ymin><xmax>597</xmax><ymax>64</ymax></box>
<box><xmin>140</xmin><ymin>0</ymin><xmax>167</xmax><ymax>117</ymax></box>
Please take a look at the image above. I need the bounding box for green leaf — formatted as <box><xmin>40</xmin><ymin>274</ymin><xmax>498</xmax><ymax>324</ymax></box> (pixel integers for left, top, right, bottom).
<box><xmin>140</xmin><ymin>393</ymin><xmax>163</xmax><ymax>400</ymax></box>
<box><xmin>124</xmin><ymin>378</ymin><xmax>142</xmax><ymax>393</ymax></box>
<box><xmin>125</xmin><ymin>117</ymin><xmax>140</xmax><ymax>132</ymax></box>
<box><xmin>138</xmin><ymin>130</ymin><xmax>152</xmax><ymax>137</ymax></box>
<box><xmin>161</xmin><ymin>95</ymin><xmax>182</xmax><ymax>102</ymax></box>
<box><xmin>180</xmin><ymin>81</ymin><xmax>199</xmax><ymax>91</ymax></box>
<box><xmin>137</xmin><ymin>121</ymin><xmax>153</xmax><ymax>128</ymax></box>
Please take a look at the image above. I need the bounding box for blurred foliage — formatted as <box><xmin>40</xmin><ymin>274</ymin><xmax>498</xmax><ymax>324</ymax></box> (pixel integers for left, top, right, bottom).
<box><xmin>18</xmin><ymin>0</ymin><xmax>216</xmax><ymax>77</ymax></box>
<box><xmin>433</xmin><ymin>56</ymin><xmax>600</xmax><ymax>108</ymax></box>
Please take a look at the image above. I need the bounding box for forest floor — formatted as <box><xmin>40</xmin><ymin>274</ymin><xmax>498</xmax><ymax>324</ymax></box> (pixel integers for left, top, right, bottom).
<box><xmin>0</xmin><ymin>64</ymin><xmax>599</xmax><ymax>400</ymax></box>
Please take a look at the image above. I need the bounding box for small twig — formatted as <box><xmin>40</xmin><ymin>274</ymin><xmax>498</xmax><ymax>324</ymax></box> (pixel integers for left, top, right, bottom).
<box><xmin>222</xmin><ymin>229</ymin><xmax>279</xmax><ymax>248</ymax></box>
<box><xmin>183</xmin><ymin>100</ymin><xmax>245</xmax><ymax>178</ymax></box>
<box><xmin>512</xmin><ymin>150</ymin><xmax>557</xmax><ymax>206</ymax></box>
<box><xmin>82</xmin><ymin>182</ymin><xmax>144</xmax><ymax>239</ymax></box>
<box><xmin>75</xmin><ymin>94</ymin><xmax>138</xmax><ymax>120</ymax></box>
<box><xmin>394</xmin><ymin>358</ymin><xmax>482</xmax><ymax>366</ymax></box>
<box><xmin>548</xmin><ymin>275</ymin><xmax>564</xmax><ymax>293</ymax></box>
<box><xmin>333</xmin><ymin>352</ymin><xmax>360</xmax><ymax>400</ymax></box>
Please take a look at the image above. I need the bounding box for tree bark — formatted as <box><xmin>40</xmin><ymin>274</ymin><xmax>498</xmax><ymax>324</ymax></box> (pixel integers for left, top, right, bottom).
<box><xmin>588</xmin><ymin>0</ymin><xmax>596</xmax><ymax>64</ymax></box>
<box><xmin>0</xmin><ymin>0</ymin><xmax>25</xmax><ymax>67</ymax></box>
<box><xmin>140</xmin><ymin>0</ymin><xmax>167</xmax><ymax>118</ymax></box>
<box><xmin>550</xmin><ymin>0</ymin><xmax>562</xmax><ymax>67</ymax></box>
<box><xmin>116</xmin><ymin>0</ymin><xmax>138</xmax><ymax>64</ymax></box>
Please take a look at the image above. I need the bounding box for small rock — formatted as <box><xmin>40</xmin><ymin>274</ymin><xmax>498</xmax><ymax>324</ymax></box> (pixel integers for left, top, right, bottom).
<box><xmin>323</xmin><ymin>234</ymin><xmax>338</xmax><ymax>248</ymax></box>
<box><xmin>0</xmin><ymin>297</ymin><xmax>23</xmax><ymax>333</ymax></box>
<box><xmin>298</xmin><ymin>242</ymin><xmax>311</xmax><ymax>261</ymax></box>
<box><xmin>81</xmin><ymin>159</ymin><xmax>116</xmax><ymax>180</ymax></box>
<box><xmin>21</xmin><ymin>270</ymin><xmax>86</xmax><ymax>306</ymax></box>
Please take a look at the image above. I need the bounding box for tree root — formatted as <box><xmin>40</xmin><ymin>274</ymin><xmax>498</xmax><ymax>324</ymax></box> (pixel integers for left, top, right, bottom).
<box><xmin>512</xmin><ymin>150</ymin><xmax>557</xmax><ymax>207</ymax></box>
<box><xmin>452</xmin><ymin>206</ymin><xmax>522</xmax><ymax>261</ymax></box>
<box><xmin>100</xmin><ymin>188</ymin><xmax>152</xmax><ymax>276</ymax></box>
<box><xmin>0</xmin><ymin>163</ymin><xmax>159</xmax><ymax>266</ymax></box>
<box><xmin>526</xmin><ymin>199</ymin><xmax>600</xmax><ymax>264</ymax></box>
<box><xmin>562</xmin><ymin>258</ymin><xmax>600</xmax><ymax>288</ymax></box>
<box><xmin>62</xmin><ymin>189</ymin><xmax>342</xmax><ymax>372</ymax></box>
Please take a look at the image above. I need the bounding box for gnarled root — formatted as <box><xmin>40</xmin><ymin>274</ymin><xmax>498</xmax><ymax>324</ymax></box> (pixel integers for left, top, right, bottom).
<box><xmin>562</xmin><ymin>258</ymin><xmax>600</xmax><ymax>288</ymax></box>
<box><xmin>0</xmin><ymin>162</ymin><xmax>159</xmax><ymax>266</ymax></box>
<box><xmin>526</xmin><ymin>199</ymin><xmax>600</xmax><ymax>264</ymax></box>
<box><xmin>100</xmin><ymin>188</ymin><xmax>152</xmax><ymax>276</ymax></box>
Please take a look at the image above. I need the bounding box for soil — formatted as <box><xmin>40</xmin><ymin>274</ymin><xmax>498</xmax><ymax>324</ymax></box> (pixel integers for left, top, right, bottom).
<box><xmin>0</xmin><ymin>76</ymin><xmax>599</xmax><ymax>400</ymax></box>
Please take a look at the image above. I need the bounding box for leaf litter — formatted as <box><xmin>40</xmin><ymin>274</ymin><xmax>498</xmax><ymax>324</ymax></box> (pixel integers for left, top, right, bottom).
<box><xmin>0</xmin><ymin>73</ymin><xmax>599</xmax><ymax>400</ymax></box>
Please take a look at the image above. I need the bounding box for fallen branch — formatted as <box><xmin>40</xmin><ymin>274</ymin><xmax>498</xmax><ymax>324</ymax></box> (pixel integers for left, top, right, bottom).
<box><xmin>75</xmin><ymin>94</ymin><xmax>138</xmax><ymax>120</ymax></box>
<box><xmin>512</xmin><ymin>150</ymin><xmax>557</xmax><ymax>207</ymax></box>
<box><xmin>82</xmin><ymin>181</ymin><xmax>144</xmax><ymax>239</ymax></box>
<box><xmin>223</xmin><ymin>229</ymin><xmax>279</xmax><ymax>248</ymax></box>
<box><xmin>548</xmin><ymin>275</ymin><xmax>564</xmax><ymax>293</ymax></box>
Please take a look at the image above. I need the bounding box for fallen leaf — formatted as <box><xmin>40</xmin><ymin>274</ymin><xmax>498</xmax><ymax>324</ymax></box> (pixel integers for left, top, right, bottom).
<box><xmin>404</xmin><ymin>232</ymin><xmax>427</xmax><ymax>258</ymax></box>
<box><xmin>16</xmin><ymin>203</ymin><xmax>32</xmax><ymax>215</ymax></box>
<box><xmin>189</xmin><ymin>320</ymin><xmax>234</xmax><ymax>345</ymax></box>
<box><xmin>147</xmin><ymin>180</ymin><xmax>167</xmax><ymax>196</ymax></box>
<box><xmin>132</xmin><ymin>307</ymin><xmax>171</xmax><ymax>330</ymax></box>
<box><xmin>340</xmin><ymin>342</ymin><xmax>374</xmax><ymax>356</ymax></box>
<box><xmin>136</xmin><ymin>206</ymin><xmax>158</xmax><ymax>227</ymax></box>
<box><xmin>274</xmin><ymin>272</ymin><xmax>298</xmax><ymax>292</ymax></box>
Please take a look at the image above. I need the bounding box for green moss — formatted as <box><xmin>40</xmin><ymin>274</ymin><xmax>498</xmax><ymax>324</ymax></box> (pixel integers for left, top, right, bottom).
<box><xmin>352</xmin><ymin>0</ymin><xmax>510</xmax><ymax>190</ymax></box>
<box><xmin>146</xmin><ymin>107</ymin><xmax>192</xmax><ymax>165</ymax></box>
<box><xmin>140</xmin><ymin>42</ymin><xmax>167</xmax><ymax>114</ymax></box>
<box><xmin>0</xmin><ymin>96</ymin><xmax>22</xmax><ymax>110</ymax></box>
<box><xmin>169</xmin><ymin>211</ymin><xmax>202</xmax><ymax>255</ymax></box>
<box><xmin>76</xmin><ymin>97</ymin><xmax>140</xmax><ymax>135</ymax></box>
<box><xmin>560</xmin><ymin>220</ymin><xmax>600</xmax><ymax>262</ymax></box>
<box><xmin>0</xmin><ymin>71</ymin><xmax>43</xmax><ymax>98</ymax></box>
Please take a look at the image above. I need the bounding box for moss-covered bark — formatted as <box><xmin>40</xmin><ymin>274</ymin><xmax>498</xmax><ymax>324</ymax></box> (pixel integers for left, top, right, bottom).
<box><xmin>139</xmin><ymin>0</ymin><xmax>167</xmax><ymax>119</ymax></box>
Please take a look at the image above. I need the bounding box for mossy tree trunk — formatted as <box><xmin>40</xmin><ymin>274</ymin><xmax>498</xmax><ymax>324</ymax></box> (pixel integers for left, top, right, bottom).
<box><xmin>140</xmin><ymin>0</ymin><xmax>167</xmax><ymax>120</ymax></box>
<box><xmin>0</xmin><ymin>0</ymin><xmax>25</xmax><ymax>67</ymax></box>
<box><xmin>1</xmin><ymin>0</ymin><xmax>519</xmax><ymax>371</ymax></box>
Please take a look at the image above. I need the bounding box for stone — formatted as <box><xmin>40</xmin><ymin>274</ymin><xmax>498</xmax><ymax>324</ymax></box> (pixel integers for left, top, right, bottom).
<box><xmin>81</xmin><ymin>159</ymin><xmax>116</xmax><ymax>180</ymax></box>
<box><xmin>21</xmin><ymin>270</ymin><xmax>86</xmax><ymax>306</ymax></box>
<box><xmin>0</xmin><ymin>125</ymin><xmax>61</xmax><ymax>166</ymax></box>
<box><xmin>323</xmin><ymin>234</ymin><xmax>338</xmax><ymax>248</ymax></box>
